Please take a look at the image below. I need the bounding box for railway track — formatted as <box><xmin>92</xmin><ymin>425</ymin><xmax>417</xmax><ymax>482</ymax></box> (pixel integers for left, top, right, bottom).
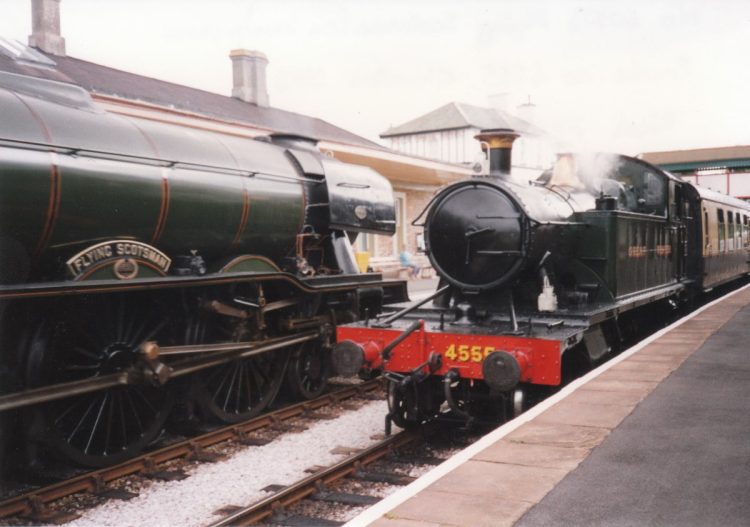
<box><xmin>206</xmin><ymin>421</ymin><xmax>484</xmax><ymax>527</ymax></box>
<box><xmin>208</xmin><ymin>430</ymin><xmax>421</xmax><ymax>527</ymax></box>
<box><xmin>0</xmin><ymin>378</ymin><xmax>384</xmax><ymax>524</ymax></box>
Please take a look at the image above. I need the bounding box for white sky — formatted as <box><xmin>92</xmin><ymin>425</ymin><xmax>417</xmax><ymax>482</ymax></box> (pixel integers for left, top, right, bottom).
<box><xmin>1</xmin><ymin>0</ymin><xmax>749</xmax><ymax>155</ymax></box>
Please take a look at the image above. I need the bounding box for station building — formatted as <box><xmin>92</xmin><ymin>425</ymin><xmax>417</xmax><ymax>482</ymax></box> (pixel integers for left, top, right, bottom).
<box><xmin>380</xmin><ymin>99</ymin><xmax>559</xmax><ymax>178</ymax></box>
<box><xmin>640</xmin><ymin>146</ymin><xmax>750</xmax><ymax>200</ymax></box>
<box><xmin>1</xmin><ymin>0</ymin><xmax>475</xmax><ymax>276</ymax></box>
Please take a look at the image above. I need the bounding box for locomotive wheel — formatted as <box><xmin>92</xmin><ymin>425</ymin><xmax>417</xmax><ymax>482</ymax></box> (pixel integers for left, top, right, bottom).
<box><xmin>189</xmin><ymin>315</ymin><xmax>289</xmax><ymax>423</ymax></box>
<box><xmin>387</xmin><ymin>382</ymin><xmax>411</xmax><ymax>429</ymax></box>
<box><xmin>195</xmin><ymin>353</ymin><xmax>288</xmax><ymax>423</ymax></box>
<box><xmin>25</xmin><ymin>295</ymin><xmax>173</xmax><ymax>467</ymax></box>
<box><xmin>285</xmin><ymin>341</ymin><xmax>330</xmax><ymax>400</ymax></box>
<box><xmin>386</xmin><ymin>382</ymin><xmax>426</xmax><ymax>430</ymax></box>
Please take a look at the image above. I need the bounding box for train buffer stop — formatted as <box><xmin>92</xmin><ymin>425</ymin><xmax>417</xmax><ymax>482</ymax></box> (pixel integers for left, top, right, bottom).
<box><xmin>348</xmin><ymin>284</ymin><xmax>750</xmax><ymax>527</ymax></box>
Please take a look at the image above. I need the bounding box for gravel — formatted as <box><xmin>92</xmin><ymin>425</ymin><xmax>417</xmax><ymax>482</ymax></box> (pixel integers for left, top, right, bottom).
<box><xmin>67</xmin><ymin>400</ymin><xmax>391</xmax><ymax>527</ymax></box>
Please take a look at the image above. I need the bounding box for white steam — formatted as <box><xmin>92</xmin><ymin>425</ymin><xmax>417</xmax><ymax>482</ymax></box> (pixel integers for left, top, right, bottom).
<box><xmin>547</xmin><ymin>152</ymin><xmax>623</xmax><ymax>192</ymax></box>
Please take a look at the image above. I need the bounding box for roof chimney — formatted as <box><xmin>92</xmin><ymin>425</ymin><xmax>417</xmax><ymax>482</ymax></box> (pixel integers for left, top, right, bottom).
<box><xmin>230</xmin><ymin>49</ymin><xmax>269</xmax><ymax>107</ymax></box>
<box><xmin>28</xmin><ymin>0</ymin><xmax>66</xmax><ymax>56</ymax></box>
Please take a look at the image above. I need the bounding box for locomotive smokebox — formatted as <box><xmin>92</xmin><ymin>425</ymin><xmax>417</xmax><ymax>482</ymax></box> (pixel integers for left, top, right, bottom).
<box><xmin>425</xmin><ymin>179</ymin><xmax>527</xmax><ymax>291</ymax></box>
<box><xmin>475</xmin><ymin>128</ymin><xmax>520</xmax><ymax>176</ymax></box>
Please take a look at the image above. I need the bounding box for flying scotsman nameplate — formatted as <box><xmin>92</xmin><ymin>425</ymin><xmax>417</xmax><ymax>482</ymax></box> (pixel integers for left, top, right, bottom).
<box><xmin>66</xmin><ymin>240</ymin><xmax>171</xmax><ymax>280</ymax></box>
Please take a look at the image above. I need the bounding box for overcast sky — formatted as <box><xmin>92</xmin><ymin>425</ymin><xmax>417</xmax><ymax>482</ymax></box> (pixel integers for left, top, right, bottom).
<box><xmin>1</xmin><ymin>0</ymin><xmax>749</xmax><ymax>155</ymax></box>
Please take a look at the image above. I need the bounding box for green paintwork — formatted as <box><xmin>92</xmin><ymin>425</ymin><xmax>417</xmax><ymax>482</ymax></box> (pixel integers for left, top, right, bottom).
<box><xmin>0</xmin><ymin>149</ymin><xmax>52</xmax><ymax>252</ymax></box>
<box><xmin>0</xmin><ymin>79</ymin><xmax>305</xmax><ymax>283</ymax></box>
<box><xmin>575</xmin><ymin>211</ymin><xmax>677</xmax><ymax>299</ymax></box>
<box><xmin>51</xmin><ymin>156</ymin><xmax>163</xmax><ymax>246</ymax></box>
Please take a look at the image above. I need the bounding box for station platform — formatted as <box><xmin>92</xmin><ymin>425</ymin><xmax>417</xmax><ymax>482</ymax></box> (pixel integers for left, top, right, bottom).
<box><xmin>347</xmin><ymin>284</ymin><xmax>750</xmax><ymax>526</ymax></box>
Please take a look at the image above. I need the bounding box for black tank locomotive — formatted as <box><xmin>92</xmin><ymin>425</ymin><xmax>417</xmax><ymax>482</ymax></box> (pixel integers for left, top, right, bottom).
<box><xmin>335</xmin><ymin>128</ymin><xmax>750</xmax><ymax>427</ymax></box>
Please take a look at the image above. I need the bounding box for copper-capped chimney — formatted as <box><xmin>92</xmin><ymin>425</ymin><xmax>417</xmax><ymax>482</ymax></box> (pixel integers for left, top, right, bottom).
<box><xmin>475</xmin><ymin>128</ymin><xmax>519</xmax><ymax>176</ymax></box>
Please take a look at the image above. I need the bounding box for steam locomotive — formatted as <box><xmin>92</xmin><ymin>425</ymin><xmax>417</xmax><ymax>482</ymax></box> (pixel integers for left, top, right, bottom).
<box><xmin>334</xmin><ymin>128</ymin><xmax>750</xmax><ymax>428</ymax></box>
<box><xmin>0</xmin><ymin>71</ymin><xmax>405</xmax><ymax>468</ymax></box>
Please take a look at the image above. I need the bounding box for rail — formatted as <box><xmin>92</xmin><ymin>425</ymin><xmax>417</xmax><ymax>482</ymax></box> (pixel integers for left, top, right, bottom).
<box><xmin>0</xmin><ymin>378</ymin><xmax>384</xmax><ymax>522</ymax></box>
<box><xmin>208</xmin><ymin>430</ymin><xmax>418</xmax><ymax>527</ymax></box>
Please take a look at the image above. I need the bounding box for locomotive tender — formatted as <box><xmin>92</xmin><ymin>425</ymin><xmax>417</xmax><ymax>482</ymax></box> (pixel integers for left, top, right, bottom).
<box><xmin>335</xmin><ymin>128</ymin><xmax>750</xmax><ymax>427</ymax></box>
<box><xmin>0</xmin><ymin>71</ymin><xmax>405</xmax><ymax>467</ymax></box>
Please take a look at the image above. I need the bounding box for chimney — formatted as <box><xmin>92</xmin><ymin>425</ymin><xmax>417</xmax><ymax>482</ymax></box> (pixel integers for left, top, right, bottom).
<box><xmin>28</xmin><ymin>0</ymin><xmax>66</xmax><ymax>56</ymax></box>
<box><xmin>474</xmin><ymin>128</ymin><xmax>520</xmax><ymax>176</ymax></box>
<box><xmin>230</xmin><ymin>49</ymin><xmax>269</xmax><ymax>107</ymax></box>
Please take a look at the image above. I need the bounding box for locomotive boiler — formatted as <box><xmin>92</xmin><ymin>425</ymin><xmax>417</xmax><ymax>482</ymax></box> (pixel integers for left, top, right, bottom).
<box><xmin>0</xmin><ymin>71</ymin><xmax>404</xmax><ymax>467</ymax></box>
<box><xmin>334</xmin><ymin>128</ymin><xmax>750</xmax><ymax>428</ymax></box>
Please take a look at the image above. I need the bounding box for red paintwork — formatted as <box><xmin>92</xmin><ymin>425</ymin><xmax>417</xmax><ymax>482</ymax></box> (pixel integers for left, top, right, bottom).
<box><xmin>337</xmin><ymin>323</ymin><xmax>562</xmax><ymax>386</ymax></box>
<box><xmin>360</xmin><ymin>339</ymin><xmax>384</xmax><ymax>370</ymax></box>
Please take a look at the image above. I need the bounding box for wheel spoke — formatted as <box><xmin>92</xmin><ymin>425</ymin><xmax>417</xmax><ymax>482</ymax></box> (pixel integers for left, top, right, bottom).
<box><xmin>250</xmin><ymin>364</ymin><xmax>265</xmax><ymax>393</ymax></box>
<box><xmin>245</xmin><ymin>368</ymin><xmax>255</xmax><ymax>407</ymax></box>
<box><xmin>131</xmin><ymin>386</ymin><xmax>157</xmax><ymax>415</ymax></box>
<box><xmin>104</xmin><ymin>391</ymin><xmax>115</xmax><ymax>455</ymax></box>
<box><xmin>132</xmin><ymin>319</ymin><xmax>167</xmax><ymax>348</ymax></box>
<box><xmin>211</xmin><ymin>364</ymin><xmax>232</xmax><ymax>401</ymax></box>
<box><xmin>84</xmin><ymin>393</ymin><xmax>108</xmax><ymax>454</ymax></box>
<box><xmin>117</xmin><ymin>390</ymin><xmax>129</xmax><ymax>448</ymax></box>
<box><xmin>71</xmin><ymin>346</ymin><xmax>100</xmax><ymax>362</ymax></box>
<box><xmin>222</xmin><ymin>364</ymin><xmax>240</xmax><ymax>412</ymax></box>
<box><xmin>124</xmin><ymin>390</ymin><xmax>145</xmax><ymax>435</ymax></box>
<box><xmin>236</xmin><ymin>362</ymin><xmax>245</xmax><ymax>411</ymax></box>
<box><xmin>61</xmin><ymin>399</ymin><xmax>97</xmax><ymax>443</ymax></box>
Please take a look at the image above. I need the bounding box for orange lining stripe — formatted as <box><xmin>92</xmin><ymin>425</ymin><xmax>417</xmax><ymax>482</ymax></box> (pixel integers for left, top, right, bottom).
<box><xmin>126</xmin><ymin>119</ymin><xmax>170</xmax><ymax>245</ymax></box>
<box><xmin>34</xmin><ymin>153</ymin><xmax>61</xmax><ymax>257</ymax></box>
<box><xmin>233</xmin><ymin>179</ymin><xmax>250</xmax><ymax>245</ymax></box>
<box><xmin>151</xmin><ymin>167</ymin><xmax>170</xmax><ymax>244</ymax></box>
<box><xmin>10</xmin><ymin>91</ymin><xmax>61</xmax><ymax>258</ymax></box>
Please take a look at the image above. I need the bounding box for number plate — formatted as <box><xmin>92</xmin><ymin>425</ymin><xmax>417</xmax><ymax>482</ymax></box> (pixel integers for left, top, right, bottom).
<box><xmin>444</xmin><ymin>344</ymin><xmax>495</xmax><ymax>363</ymax></box>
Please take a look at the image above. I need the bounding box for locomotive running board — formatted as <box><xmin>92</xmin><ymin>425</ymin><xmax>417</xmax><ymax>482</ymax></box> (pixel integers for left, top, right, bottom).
<box><xmin>0</xmin><ymin>271</ymin><xmax>400</xmax><ymax>301</ymax></box>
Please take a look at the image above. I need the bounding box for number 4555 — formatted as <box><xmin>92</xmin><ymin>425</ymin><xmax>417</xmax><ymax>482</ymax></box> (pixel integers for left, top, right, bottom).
<box><xmin>444</xmin><ymin>344</ymin><xmax>495</xmax><ymax>363</ymax></box>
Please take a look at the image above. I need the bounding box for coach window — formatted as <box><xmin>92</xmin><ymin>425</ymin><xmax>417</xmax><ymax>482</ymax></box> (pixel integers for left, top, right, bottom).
<box><xmin>736</xmin><ymin>212</ymin><xmax>742</xmax><ymax>250</ymax></box>
<box><xmin>728</xmin><ymin>212</ymin><xmax>735</xmax><ymax>251</ymax></box>
<box><xmin>704</xmin><ymin>210</ymin><xmax>710</xmax><ymax>252</ymax></box>
<box><xmin>718</xmin><ymin>209</ymin><xmax>725</xmax><ymax>252</ymax></box>
<box><xmin>745</xmin><ymin>215</ymin><xmax>749</xmax><ymax>246</ymax></box>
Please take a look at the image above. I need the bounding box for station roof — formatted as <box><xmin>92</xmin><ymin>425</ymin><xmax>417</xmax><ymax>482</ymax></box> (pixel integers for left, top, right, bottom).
<box><xmin>380</xmin><ymin>101</ymin><xmax>544</xmax><ymax>138</ymax></box>
<box><xmin>640</xmin><ymin>145</ymin><xmax>750</xmax><ymax>173</ymax></box>
<box><xmin>0</xmin><ymin>51</ymin><xmax>383</xmax><ymax>150</ymax></box>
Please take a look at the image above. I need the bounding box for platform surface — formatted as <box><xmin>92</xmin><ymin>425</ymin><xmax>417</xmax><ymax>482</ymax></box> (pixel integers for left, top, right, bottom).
<box><xmin>350</xmin><ymin>285</ymin><xmax>750</xmax><ymax>527</ymax></box>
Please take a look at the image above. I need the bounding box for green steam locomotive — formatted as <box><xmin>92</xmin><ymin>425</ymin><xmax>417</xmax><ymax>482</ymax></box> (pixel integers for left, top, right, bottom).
<box><xmin>0</xmin><ymin>71</ymin><xmax>403</xmax><ymax>468</ymax></box>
